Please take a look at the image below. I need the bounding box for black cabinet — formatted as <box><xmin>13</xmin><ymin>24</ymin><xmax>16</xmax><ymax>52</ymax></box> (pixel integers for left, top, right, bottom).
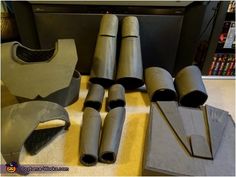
<box><xmin>12</xmin><ymin>1</ymin><xmax>219</xmax><ymax>75</ymax></box>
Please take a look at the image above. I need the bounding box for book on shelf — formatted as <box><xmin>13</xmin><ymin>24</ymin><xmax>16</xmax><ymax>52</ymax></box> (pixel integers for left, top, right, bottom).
<box><xmin>208</xmin><ymin>53</ymin><xmax>235</xmax><ymax>76</ymax></box>
<box><xmin>223</xmin><ymin>22</ymin><xmax>235</xmax><ymax>49</ymax></box>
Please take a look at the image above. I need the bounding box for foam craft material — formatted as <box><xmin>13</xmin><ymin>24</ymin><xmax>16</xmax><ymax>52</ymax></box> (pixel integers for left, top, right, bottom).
<box><xmin>107</xmin><ymin>84</ymin><xmax>126</xmax><ymax>110</ymax></box>
<box><xmin>79</xmin><ymin>107</ymin><xmax>101</xmax><ymax>166</ymax></box>
<box><xmin>1</xmin><ymin>39</ymin><xmax>80</xmax><ymax>107</ymax></box>
<box><xmin>90</xmin><ymin>14</ymin><xmax>118</xmax><ymax>88</ymax></box>
<box><xmin>174</xmin><ymin>65</ymin><xmax>208</xmax><ymax>107</ymax></box>
<box><xmin>116</xmin><ymin>16</ymin><xmax>144</xmax><ymax>89</ymax></box>
<box><xmin>1</xmin><ymin>101</ymin><xmax>70</xmax><ymax>165</ymax></box>
<box><xmin>84</xmin><ymin>83</ymin><xmax>105</xmax><ymax>111</ymax></box>
<box><xmin>204</xmin><ymin>105</ymin><xmax>229</xmax><ymax>158</ymax></box>
<box><xmin>157</xmin><ymin>101</ymin><xmax>191</xmax><ymax>155</ymax></box>
<box><xmin>99</xmin><ymin>107</ymin><xmax>126</xmax><ymax>163</ymax></box>
<box><xmin>142</xmin><ymin>103</ymin><xmax>235</xmax><ymax>176</ymax></box>
<box><xmin>145</xmin><ymin>67</ymin><xmax>177</xmax><ymax>101</ymax></box>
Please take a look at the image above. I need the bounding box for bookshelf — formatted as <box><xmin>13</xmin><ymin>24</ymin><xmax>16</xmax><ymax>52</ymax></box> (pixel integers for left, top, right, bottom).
<box><xmin>207</xmin><ymin>1</ymin><xmax>235</xmax><ymax>76</ymax></box>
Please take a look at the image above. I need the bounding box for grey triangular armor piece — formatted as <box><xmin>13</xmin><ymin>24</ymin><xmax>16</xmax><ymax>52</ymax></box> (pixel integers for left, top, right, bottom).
<box><xmin>157</xmin><ymin>101</ymin><xmax>192</xmax><ymax>154</ymax></box>
<box><xmin>204</xmin><ymin>105</ymin><xmax>229</xmax><ymax>158</ymax></box>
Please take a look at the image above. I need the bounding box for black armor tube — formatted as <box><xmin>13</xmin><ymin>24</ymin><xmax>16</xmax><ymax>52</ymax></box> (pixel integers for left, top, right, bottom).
<box><xmin>116</xmin><ymin>16</ymin><xmax>144</xmax><ymax>90</ymax></box>
<box><xmin>99</xmin><ymin>107</ymin><xmax>126</xmax><ymax>163</ymax></box>
<box><xmin>174</xmin><ymin>65</ymin><xmax>208</xmax><ymax>107</ymax></box>
<box><xmin>84</xmin><ymin>84</ymin><xmax>105</xmax><ymax>111</ymax></box>
<box><xmin>90</xmin><ymin>14</ymin><xmax>118</xmax><ymax>88</ymax></box>
<box><xmin>107</xmin><ymin>84</ymin><xmax>126</xmax><ymax>110</ymax></box>
<box><xmin>145</xmin><ymin>67</ymin><xmax>177</xmax><ymax>101</ymax></box>
<box><xmin>79</xmin><ymin>107</ymin><xmax>101</xmax><ymax>166</ymax></box>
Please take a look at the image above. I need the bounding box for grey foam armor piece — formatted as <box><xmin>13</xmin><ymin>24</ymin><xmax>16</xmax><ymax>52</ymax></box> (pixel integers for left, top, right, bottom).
<box><xmin>90</xmin><ymin>36</ymin><xmax>117</xmax><ymax>87</ymax></box>
<box><xmin>90</xmin><ymin>14</ymin><xmax>118</xmax><ymax>88</ymax></box>
<box><xmin>84</xmin><ymin>84</ymin><xmax>105</xmax><ymax>111</ymax></box>
<box><xmin>143</xmin><ymin>103</ymin><xmax>235</xmax><ymax>176</ymax></box>
<box><xmin>174</xmin><ymin>65</ymin><xmax>208</xmax><ymax>107</ymax></box>
<box><xmin>99</xmin><ymin>107</ymin><xmax>126</xmax><ymax>164</ymax></box>
<box><xmin>157</xmin><ymin>101</ymin><xmax>191</xmax><ymax>155</ymax></box>
<box><xmin>122</xmin><ymin>16</ymin><xmax>139</xmax><ymax>37</ymax></box>
<box><xmin>116</xmin><ymin>36</ymin><xmax>144</xmax><ymax>89</ymax></box>
<box><xmin>107</xmin><ymin>84</ymin><xmax>126</xmax><ymax>110</ymax></box>
<box><xmin>204</xmin><ymin>105</ymin><xmax>229</xmax><ymax>158</ymax></box>
<box><xmin>99</xmin><ymin>14</ymin><xmax>118</xmax><ymax>37</ymax></box>
<box><xmin>1</xmin><ymin>39</ymin><xmax>78</xmax><ymax>99</ymax></box>
<box><xmin>1</xmin><ymin>101</ymin><xmax>70</xmax><ymax>164</ymax></box>
<box><xmin>79</xmin><ymin>107</ymin><xmax>101</xmax><ymax>166</ymax></box>
<box><xmin>145</xmin><ymin>67</ymin><xmax>177</xmax><ymax>101</ymax></box>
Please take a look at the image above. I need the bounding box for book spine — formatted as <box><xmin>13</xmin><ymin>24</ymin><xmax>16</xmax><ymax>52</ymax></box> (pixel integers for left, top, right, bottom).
<box><xmin>213</xmin><ymin>54</ymin><xmax>221</xmax><ymax>75</ymax></box>
<box><xmin>218</xmin><ymin>55</ymin><xmax>226</xmax><ymax>75</ymax></box>
<box><xmin>227</xmin><ymin>55</ymin><xmax>235</xmax><ymax>75</ymax></box>
<box><xmin>230</xmin><ymin>58</ymin><xmax>235</xmax><ymax>76</ymax></box>
<box><xmin>208</xmin><ymin>54</ymin><xmax>217</xmax><ymax>75</ymax></box>
<box><xmin>222</xmin><ymin>55</ymin><xmax>230</xmax><ymax>76</ymax></box>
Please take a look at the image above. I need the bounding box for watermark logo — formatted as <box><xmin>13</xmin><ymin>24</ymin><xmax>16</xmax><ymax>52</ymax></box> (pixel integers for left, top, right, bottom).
<box><xmin>1</xmin><ymin>162</ymin><xmax>69</xmax><ymax>175</ymax></box>
<box><xmin>5</xmin><ymin>161</ymin><xmax>17</xmax><ymax>173</ymax></box>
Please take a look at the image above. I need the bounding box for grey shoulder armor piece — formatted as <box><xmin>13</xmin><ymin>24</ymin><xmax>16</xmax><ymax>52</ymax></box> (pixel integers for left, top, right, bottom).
<box><xmin>1</xmin><ymin>39</ymin><xmax>80</xmax><ymax>106</ymax></box>
<box><xmin>1</xmin><ymin>101</ymin><xmax>70</xmax><ymax>165</ymax></box>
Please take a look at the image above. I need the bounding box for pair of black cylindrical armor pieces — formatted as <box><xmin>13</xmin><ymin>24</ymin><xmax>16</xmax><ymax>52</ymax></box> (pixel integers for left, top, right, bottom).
<box><xmin>80</xmin><ymin>83</ymin><xmax>126</xmax><ymax>166</ymax></box>
<box><xmin>145</xmin><ymin>65</ymin><xmax>208</xmax><ymax>107</ymax></box>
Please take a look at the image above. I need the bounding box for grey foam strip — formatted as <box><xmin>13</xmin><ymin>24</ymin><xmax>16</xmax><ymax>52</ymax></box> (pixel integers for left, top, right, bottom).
<box><xmin>145</xmin><ymin>67</ymin><xmax>177</xmax><ymax>101</ymax></box>
<box><xmin>84</xmin><ymin>84</ymin><xmax>105</xmax><ymax>111</ymax></box>
<box><xmin>99</xmin><ymin>107</ymin><xmax>126</xmax><ymax>164</ymax></box>
<box><xmin>90</xmin><ymin>14</ymin><xmax>118</xmax><ymax>88</ymax></box>
<box><xmin>79</xmin><ymin>107</ymin><xmax>101</xmax><ymax>166</ymax></box>
<box><xmin>116</xmin><ymin>33</ymin><xmax>144</xmax><ymax>89</ymax></box>
<box><xmin>174</xmin><ymin>65</ymin><xmax>208</xmax><ymax>107</ymax></box>
<box><xmin>107</xmin><ymin>84</ymin><xmax>126</xmax><ymax>110</ymax></box>
<box><xmin>190</xmin><ymin>134</ymin><xmax>212</xmax><ymax>159</ymax></box>
<box><xmin>1</xmin><ymin>101</ymin><xmax>70</xmax><ymax>165</ymax></box>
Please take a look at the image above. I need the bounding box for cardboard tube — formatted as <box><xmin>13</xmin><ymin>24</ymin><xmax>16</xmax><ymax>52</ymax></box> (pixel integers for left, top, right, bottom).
<box><xmin>84</xmin><ymin>84</ymin><xmax>105</xmax><ymax>111</ymax></box>
<box><xmin>145</xmin><ymin>67</ymin><xmax>177</xmax><ymax>101</ymax></box>
<box><xmin>174</xmin><ymin>65</ymin><xmax>208</xmax><ymax>107</ymax></box>
<box><xmin>99</xmin><ymin>107</ymin><xmax>126</xmax><ymax>163</ymax></box>
<box><xmin>107</xmin><ymin>84</ymin><xmax>126</xmax><ymax>110</ymax></box>
<box><xmin>79</xmin><ymin>107</ymin><xmax>101</xmax><ymax>166</ymax></box>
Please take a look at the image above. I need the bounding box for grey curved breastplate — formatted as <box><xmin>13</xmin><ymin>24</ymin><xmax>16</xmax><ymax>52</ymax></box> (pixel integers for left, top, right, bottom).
<box><xmin>1</xmin><ymin>101</ymin><xmax>70</xmax><ymax>166</ymax></box>
<box><xmin>1</xmin><ymin>39</ymin><xmax>80</xmax><ymax>106</ymax></box>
